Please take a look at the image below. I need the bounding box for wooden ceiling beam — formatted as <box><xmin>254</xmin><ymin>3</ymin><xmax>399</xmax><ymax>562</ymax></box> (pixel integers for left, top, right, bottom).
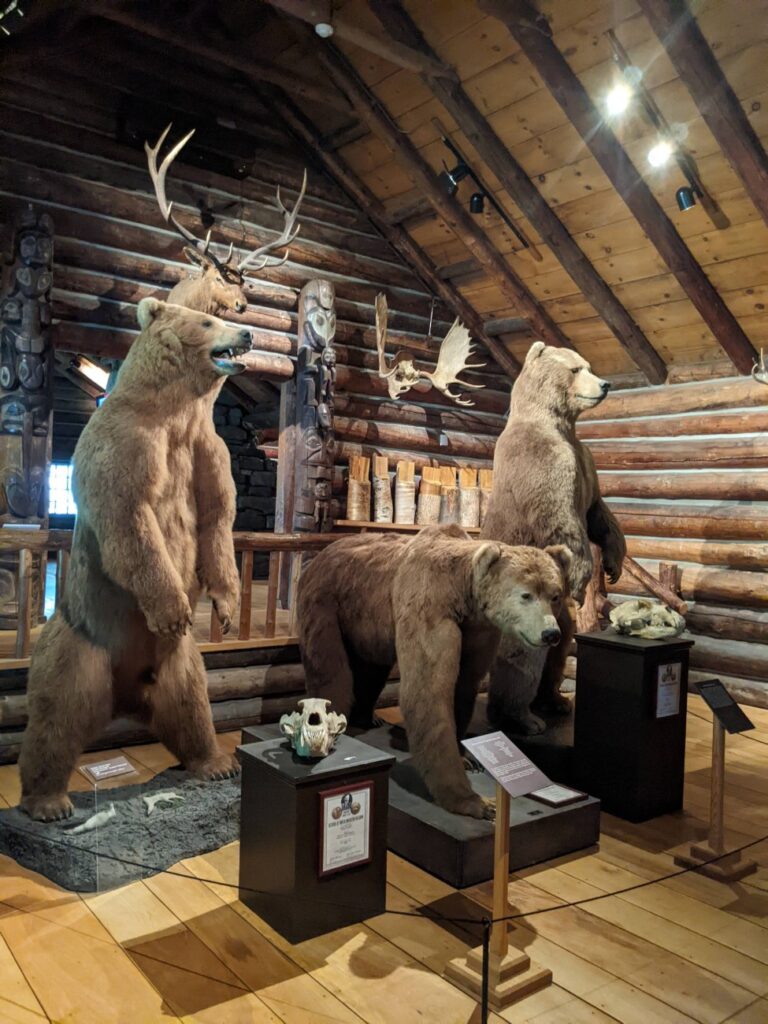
<box><xmin>302</xmin><ymin>32</ymin><xmax>574</xmax><ymax>357</ymax></box>
<box><xmin>267</xmin><ymin>90</ymin><xmax>522</xmax><ymax>378</ymax></box>
<box><xmin>369</xmin><ymin>0</ymin><xmax>667</xmax><ymax>384</ymax></box>
<box><xmin>262</xmin><ymin>0</ymin><xmax>456</xmax><ymax>79</ymax></box>
<box><xmin>637</xmin><ymin>0</ymin><xmax>768</xmax><ymax>230</ymax></box>
<box><xmin>94</xmin><ymin>5</ymin><xmax>352</xmax><ymax>112</ymax></box>
<box><xmin>480</xmin><ymin>0</ymin><xmax>759</xmax><ymax>377</ymax></box>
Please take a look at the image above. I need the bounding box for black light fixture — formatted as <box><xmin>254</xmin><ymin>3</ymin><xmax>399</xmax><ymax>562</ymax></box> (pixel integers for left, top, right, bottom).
<box><xmin>469</xmin><ymin>191</ymin><xmax>486</xmax><ymax>214</ymax></box>
<box><xmin>676</xmin><ymin>186</ymin><xmax>697</xmax><ymax>212</ymax></box>
<box><xmin>438</xmin><ymin>162</ymin><xmax>469</xmax><ymax>197</ymax></box>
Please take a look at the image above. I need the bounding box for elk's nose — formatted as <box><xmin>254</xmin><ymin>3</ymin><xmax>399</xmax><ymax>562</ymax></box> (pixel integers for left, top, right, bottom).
<box><xmin>600</xmin><ymin>379</ymin><xmax>611</xmax><ymax>394</ymax></box>
<box><xmin>239</xmin><ymin>329</ymin><xmax>252</xmax><ymax>348</ymax></box>
<box><xmin>541</xmin><ymin>627</ymin><xmax>561</xmax><ymax>646</ymax></box>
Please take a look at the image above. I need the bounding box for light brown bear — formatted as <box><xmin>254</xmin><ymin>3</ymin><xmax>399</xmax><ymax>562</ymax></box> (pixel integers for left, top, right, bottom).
<box><xmin>481</xmin><ymin>341</ymin><xmax>626</xmax><ymax>734</ymax></box>
<box><xmin>18</xmin><ymin>298</ymin><xmax>251</xmax><ymax>821</ymax></box>
<box><xmin>297</xmin><ymin>524</ymin><xmax>571</xmax><ymax>819</ymax></box>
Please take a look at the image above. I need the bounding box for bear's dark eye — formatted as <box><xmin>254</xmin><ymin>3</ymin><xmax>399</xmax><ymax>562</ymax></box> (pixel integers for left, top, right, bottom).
<box><xmin>521</xmin><ymin>592</ymin><xmax>532</xmax><ymax>601</ymax></box>
<box><xmin>202</xmin><ymin>320</ymin><xmax>213</xmax><ymax>328</ymax></box>
<box><xmin>571</xmin><ymin>367</ymin><xmax>580</xmax><ymax>375</ymax></box>
<box><xmin>552</xmin><ymin>593</ymin><xmax>562</xmax><ymax>603</ymax></box>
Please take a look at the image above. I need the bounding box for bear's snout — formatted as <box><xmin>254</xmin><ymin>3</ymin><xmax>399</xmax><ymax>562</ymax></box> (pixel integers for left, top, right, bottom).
<box><xmin>599</xmin><ymin>379</ymin><xmax>611</xmax><ymax>395</ymax></box>
<box><xmin>541</xmin><ymin>627</ymin><xmax>561</xmax><ymax>646</ymax></box>
<box><xmin>238</xmin><ymin>328</ymin><xmax>252</xmax><ymax>348</ymax></box>
<box><xmin>235</xmin><ymin>301</ymin><xmax>247</xmax><ymax>314</ymax></box>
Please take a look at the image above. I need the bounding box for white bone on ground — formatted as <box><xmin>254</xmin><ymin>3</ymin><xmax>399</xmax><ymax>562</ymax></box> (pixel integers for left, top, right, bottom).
<box><xmin>69</xmin><ymin>802</ymin><xmax>117</xmax><ymax>834</ymax></box>
<box><xmin>143</xmin><ymin>791</ymin><xmax>185</xmax><ymax>816</ymax></box>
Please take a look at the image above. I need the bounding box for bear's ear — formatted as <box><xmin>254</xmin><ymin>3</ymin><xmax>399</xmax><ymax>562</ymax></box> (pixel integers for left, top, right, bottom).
<box><xmin>472</xmin><ymin>542</ymin><xmax>502</xmax><ymax>576</ymax></box>
<box><xmin>544</xmin><ymin>544</ymin><xmax>573</xmax><ymax>578</ymax></box>
<box><xmin>525</xmin><ymin>340</ymin><xmax>546</xmax><ymax>365</ymax></box>
<box><xmin>137</xmin><ymin>297</ymin><xmax>164</xmax><ymax>329</ymax></box>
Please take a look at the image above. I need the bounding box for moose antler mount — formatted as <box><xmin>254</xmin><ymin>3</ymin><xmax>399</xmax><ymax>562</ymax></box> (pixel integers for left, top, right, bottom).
<box><xmin>375</xmin><ymin>293</ymin><xmax>485</xmax><ymax>406</ymax></box>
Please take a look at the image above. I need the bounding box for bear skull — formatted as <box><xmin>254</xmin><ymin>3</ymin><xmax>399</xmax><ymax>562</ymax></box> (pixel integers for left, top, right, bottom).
<box><xmin>279</xmin><ymin>699</ymin><xmax>347</xmax><ymax>758</ymax></box>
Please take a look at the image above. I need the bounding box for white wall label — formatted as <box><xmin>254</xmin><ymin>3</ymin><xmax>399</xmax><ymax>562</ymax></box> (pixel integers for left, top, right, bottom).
<box><xmin>319</xmin><ymin>781</ymin><xmax>373</xmax><ymax>877</ymax></box>
<box><xmin>656</xmin><ymin>662</ymin><xmax>682</xmax><ymax>718</ymax></box>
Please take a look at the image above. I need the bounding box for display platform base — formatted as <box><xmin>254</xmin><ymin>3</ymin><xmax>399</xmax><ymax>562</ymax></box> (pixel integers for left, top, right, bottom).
<box><xmin>445</xmin><ymin>945</ymin><xmax>553</xmax><ymax>1010</ymax></box>
<box><xmin>0</xmin><ymin>767</ymin><xmax>240</xmax><ymax>892</ymax></box>
<box><xmin>243</xmin><ymin>721</ymin><xmax>600</xmax><ymax>890</ymax></box>
<box><xmin>674</xmin><ymin>843</ymin><xmax>758</xmax><ymax>882</ymax></box>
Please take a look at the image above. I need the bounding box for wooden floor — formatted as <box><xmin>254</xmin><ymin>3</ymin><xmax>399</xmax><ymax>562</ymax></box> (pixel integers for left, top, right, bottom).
<box><xmin>0</xmin><ymin>697</ymin><xmax>766</xmax><ymax>1024</ymax></box>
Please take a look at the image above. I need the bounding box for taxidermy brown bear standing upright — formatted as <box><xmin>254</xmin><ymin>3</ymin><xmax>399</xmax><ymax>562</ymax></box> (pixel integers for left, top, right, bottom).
<box><xmin>482</xmin><ymin>341</ymin><xmax>626</xmax><ymax>734</ymax></box>
<box><xmin>19</xmin><ymin>298</ymin><xmax>251</xmax><ymax>821</ymax></box>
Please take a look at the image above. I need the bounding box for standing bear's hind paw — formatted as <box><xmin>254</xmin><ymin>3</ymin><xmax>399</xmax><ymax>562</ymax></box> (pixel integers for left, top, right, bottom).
<box><xmin>191</xmin><ymin>752</ymin><xmax>240</xmax><ymax>781</ymax></box>
<box><xmin>20</xmin><ymin>793</ymin><xmax>74</xmax><ymax>822</ymax></box>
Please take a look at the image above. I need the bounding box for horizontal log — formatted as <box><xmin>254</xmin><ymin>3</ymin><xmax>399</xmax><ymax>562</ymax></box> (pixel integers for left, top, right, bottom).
<box><xmin>587</xmin><ymin>436</ymin><xmax>768</xmax><ymax>470</ymax></box>
<box><xmin>611</xmin><ymin>560</ymin><xmax>768</xmax><ymax>607</ymax></box>
<box><xmin>685</xmin><ymin>603</ymin><xmax>768</xmax><ymax>645</ymax></box>
<box><xmin>579</xmin><ymin>408</ymin><xmax>768</xmax><ymax>440</ymax></box>
<box><xmin>583</xmin><ymin>378</ymin><xmax>768</xmax><ymax>421</ymax></box>
<box><xmin>626</xmin><ymin>537</ymin><xmax>768</xmax><ymax>570</ymax></box>
<box><xmin>610</xmin><ymin>501</ymin><xmax>768</xmax><ymax>540</ymax></box>
<box><xmin>689</xmin><ymin>635</ymin><xmax>768</xmax><ymax>682</ymax></box>
<box><xmin>334</xmin><ymin>394</ymin><xmax>505</xmax><ymax>437</ymax></box>
<box><xmin>599</xmin><ymin>471</ymin><xmax>768</xmax><ymax>501</ymax></box>
<box><xmin>334</xmin><ymin>415</ymin><xmax>496</xmax><ymax>460</ymax></box>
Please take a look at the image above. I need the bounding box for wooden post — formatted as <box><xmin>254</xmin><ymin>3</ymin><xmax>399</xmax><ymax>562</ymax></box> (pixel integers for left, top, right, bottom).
<box><xmin>209</xmin><ymin>604</ymin><xmax>223</xmax><ymax>644</ymax></box>
<box><xmin>444</xmin><ymin>784</ymin><xmax>552</xmax><ymax>1009</ymax></box>
<box><xmin>265</xmin><ymin>551</ymin><xmax>279</xmax><ymax>638</ymax></box>
<box><xmin>674</xmin><ymin>714</ymin><xmax>757</xmax><ymax>881</ymax></box>
<box><xmin>287</xmin><ymin>555</ymin><xmax>303</xmax><ymax>636</ymax></box>
<box><xmin>238</xmin><ymin>549</ymin><xmax>254</xmax><ymax>640</ymax></box>
<box><xmin>15</xmin><ymin>548</ymin><xmax>32</xmax><ymax>658</ymax></box>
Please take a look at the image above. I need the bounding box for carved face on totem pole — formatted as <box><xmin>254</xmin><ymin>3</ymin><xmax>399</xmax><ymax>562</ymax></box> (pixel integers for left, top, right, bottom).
<box><xmin>0</xmin><ymin>206</ymin><xmax>54</xmax><ymax>520</ymax></box>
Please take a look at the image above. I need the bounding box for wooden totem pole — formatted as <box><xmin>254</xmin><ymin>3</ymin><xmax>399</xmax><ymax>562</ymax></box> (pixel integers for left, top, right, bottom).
<box><xmin>293</xmin><ymin>278</ymin><xmax>337</xmax><ymax>533</ymax></box>
<box><xmin>0</xmin><ymin>205</ymin><xmax>54</xmax><ymax>627</ymax></box>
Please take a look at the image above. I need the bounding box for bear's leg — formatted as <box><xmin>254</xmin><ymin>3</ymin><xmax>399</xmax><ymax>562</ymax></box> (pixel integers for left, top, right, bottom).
<box><xmin>349</xmin><ymin>658</ymin><xmax>392</xmax><ymax>729</ymax></box>
<box><xmin>19</xmin><ymin>614</ymin><xmax>113</xmax><ymax>821</ymax></box>
<box><xmin>299</xmin><ymin>605</ymin><xmax>356</xmax><ymax>718</ymax></box>
<box><xmin>399</xmin><ymin>620</ymin><xmax>494</xmax><ymax>820</ymax></box>
<box><xmin>533</xmin><ymin>602</ymin><xmax>574</xmax><ymax>716</ymax></box>
<box><xmin>148</xmin><ymin>634</ymin><xmax>238</xmax><ymax>780</ymax></box>
<box><xmin>487</xmin><ymin>640</ymin><xmax>547</xmax><ymax>736</ymax></box>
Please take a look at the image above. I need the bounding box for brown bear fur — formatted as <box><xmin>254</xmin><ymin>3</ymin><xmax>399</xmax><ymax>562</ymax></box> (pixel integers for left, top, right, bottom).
<box><xmin>18</xmin><ymin>298</ymin><xmax>252</xmax><ymax>821</ymax></box>
<box><xmin>297</xmin><ymin>524</ymin><xmax>571</xmax><ymax>818</ymax></box>
<box><xmin>481</xmin><ymin>341</ymin><xmax>626</xmax><ymax>734</ymax></box>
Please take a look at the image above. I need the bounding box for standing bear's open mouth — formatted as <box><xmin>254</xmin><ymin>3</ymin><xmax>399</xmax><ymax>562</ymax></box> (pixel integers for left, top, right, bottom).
<box><xmin>210</xmin><ymin>334</ymin><xmax>252</xmax><ymax>376</ymax></box>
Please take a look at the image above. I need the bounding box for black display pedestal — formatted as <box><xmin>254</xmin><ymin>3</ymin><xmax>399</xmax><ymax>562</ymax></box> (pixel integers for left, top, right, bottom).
<box><xmin>574</xmin><ymin>631</ymin><xmax>693</xmax><ymax>822</ymax></box>
<box><xmin>238</xmin><ymin>735</ymin><xmax>394</xmax><ymax>943</ymax></box>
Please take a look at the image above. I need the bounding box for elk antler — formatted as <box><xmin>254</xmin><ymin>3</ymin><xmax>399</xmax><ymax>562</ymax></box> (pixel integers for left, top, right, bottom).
<box><xmin>421</xmin><ymin>319</ymin><xmax>486</xmax><ymax>406</ymax></box>
<box><xmin>237</xmin><ymin>169</ymin><xmax>308</xmax><ymax>274</ymax></box>
<box><xmin>375</xmin><ymin>292</ymin><xmax>398</xmax><ymax>379</ymax></box>
<box><xmin>752</xmin><ymin>348</ymin><xmax>768</xmax><ymax>385</ymax></box>
<box><xmin>145</xmin><ymin>124</ymin><xmax>220</xmax><ymax>263</ymax></box>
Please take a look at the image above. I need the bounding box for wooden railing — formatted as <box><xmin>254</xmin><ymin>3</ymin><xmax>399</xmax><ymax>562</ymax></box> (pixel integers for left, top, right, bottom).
<box><xmin>0</xmin><ymin>529</ymin><xmax>340</xmax><ymax>660</ymax></box>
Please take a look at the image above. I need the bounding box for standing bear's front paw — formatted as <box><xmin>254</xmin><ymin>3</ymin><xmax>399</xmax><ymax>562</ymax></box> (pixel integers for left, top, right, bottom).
<box><xmin>212</xmin><ymin>596</ymin><xmax>235</xmax><ymax>635</ymax></box>
<box><xmin>145</xmin><ymin>592</ymin><xmax>193</xmax><ymax>637</ymax></box>
<box><xmin>602</xmin><ymin>551</ymin><xmax>624</xmax><ymax>585</ymax></box>
<box><xmin>191</xmin><ymin>751</ymin><xmax>240</xmax><ymax>781</ymax></box>
<box><xmin>21</xmin><ymin>793</ymin><xmax>74</xmax><ymax>822</ymax></box>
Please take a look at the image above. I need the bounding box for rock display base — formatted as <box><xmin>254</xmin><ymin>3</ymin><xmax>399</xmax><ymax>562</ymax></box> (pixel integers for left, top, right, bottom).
<box><xmin>0</xmin><ymin>767</ymin><xmax>240</xmax><ymax>892</ymax></box>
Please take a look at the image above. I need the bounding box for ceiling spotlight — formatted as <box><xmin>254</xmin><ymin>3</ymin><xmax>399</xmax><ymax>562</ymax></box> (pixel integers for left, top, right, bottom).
<box><xmin>676</xmin><ymin>186</ymin><xmax>697</xmax><ymax>212</ymax></box>
<box><xmin>605</xmin><ymin>82</ymin><xmax>632</xmax><ymax>116</ymax></box>
<box><xmin>648</xmin><ymin>140</ymin><xmax>673</xmax><ymax>168</ymax></box>
<box><xmin>437</xmin><ymin>162</ymin><xmax>469</xmax><ymax>197</ymax></box>
<box><xmin>314</xmin><ymin>22</ymin><xmax>334</xmax><ymax>38</ymax></box>
<box><xmin>469</xmin><ymin>191</ymin><xmax>485</xmax><ymax>214</ymax></box>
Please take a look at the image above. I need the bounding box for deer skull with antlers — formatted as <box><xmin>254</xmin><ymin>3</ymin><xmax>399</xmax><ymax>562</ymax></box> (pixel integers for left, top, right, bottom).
<box><xmin>753</xmin><ymin>348</ymin><xmax>768</xmax><ymax>386</ymax></box>
<box><xmin>145</xmin><ymin>124</ymin><xmax>307</xmax><ymax>317</ymax></box>
<box><xmin>375</xmin><ymin>293</ymin><xmax>485</xmax><ymax>406</ymax></box>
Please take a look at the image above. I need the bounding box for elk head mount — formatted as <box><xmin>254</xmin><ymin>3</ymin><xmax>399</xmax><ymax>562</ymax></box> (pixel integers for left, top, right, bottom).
<box><xmin>375</xmin><ymin>293</ymin><xmax>485</xmax><ymax>406</ymax></box>
<box><xmin>145</xmin><ymin>124</ymin><xmax>307</xmax><ymax>316</ymax></box>
<box><xmin>753</xmin><ymin>348</ymin><xmax>768</xmax><ymax>386</ymax></box>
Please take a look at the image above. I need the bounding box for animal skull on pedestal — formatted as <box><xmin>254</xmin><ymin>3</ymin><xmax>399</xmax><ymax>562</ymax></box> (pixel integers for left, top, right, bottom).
<box><xmin>609</xmin><ymin>598</ymin><xmax>686</xmax><ymax>639</ymax></box>
<box><xmin>279</xmin><ymin>698</ymin><xmax>347</xmax><ymax>758</ymax></box>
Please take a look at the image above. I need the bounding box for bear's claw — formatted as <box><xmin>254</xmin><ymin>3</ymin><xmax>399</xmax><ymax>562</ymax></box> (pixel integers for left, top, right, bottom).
<box><xmin>192</xmin><ymin>753</ymin><xmax>240</xmax><ymax>782</ymax></box>
<box><xmin>21</xmin><ymin>793</ymin><xmax>74</xmax><ymax>822</ymax></box>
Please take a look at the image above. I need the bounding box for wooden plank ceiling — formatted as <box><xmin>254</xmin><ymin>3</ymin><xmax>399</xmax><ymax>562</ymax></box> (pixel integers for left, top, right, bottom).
<box><xmin>242</xmin><ymin>0</ymin><xmax>768</xmax><ymax>381</ymax></box>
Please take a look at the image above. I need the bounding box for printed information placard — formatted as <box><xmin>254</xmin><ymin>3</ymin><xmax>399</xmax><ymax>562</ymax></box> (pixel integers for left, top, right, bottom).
<box><xmin>79</xmin><ymin>755</ymin><xmax>138</xmax><ymax>784</ymax></box>
<box><xmin>462</xmin><ymin>732</ymin><xmax>550</xmax><ymax>797</ymax></box>
<box><xmin>319</xmin><ymin>781</ymin><xmax>373</xmax><ymax>877</ymax></box>
<box><xmin>656</xmin><ymin>662</ymin><xmax>682</xmax><ymax>718</ymax></box>
<box><xmin>697</xmin><ymin>678</ymin><xmax>755</xmax><ymax>734</ymax></box>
